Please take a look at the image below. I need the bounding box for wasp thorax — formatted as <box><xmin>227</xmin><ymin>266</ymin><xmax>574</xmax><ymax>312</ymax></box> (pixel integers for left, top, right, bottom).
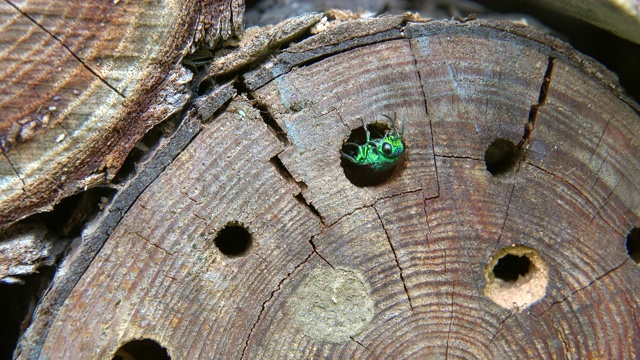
<box><xmin>340</xmin><ymin>115</ymin><xmax>406</xmax><ymax>187</ymax></box>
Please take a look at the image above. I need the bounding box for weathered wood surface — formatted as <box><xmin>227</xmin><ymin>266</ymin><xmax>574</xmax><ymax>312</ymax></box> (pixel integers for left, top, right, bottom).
<box><xmin>0</xmin><ymin>0</ymin><xmax>243</xmax><ymax>229</ymax></box>
<box><xmin>20</xmin><ymin>14</ymin><xmax>640</xmax><ymax>360</ymax></box>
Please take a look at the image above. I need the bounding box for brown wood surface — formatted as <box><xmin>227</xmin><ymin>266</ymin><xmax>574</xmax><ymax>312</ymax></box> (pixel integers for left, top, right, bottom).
<box><xmin>18</xmin><ymin>14</ymin><xmax>640</xmax><ymax>360</ymax></box>
<box><xmin>0</xmin><ymin>0</ymin><xmax>243</xmax><ymax>229</ymax></box>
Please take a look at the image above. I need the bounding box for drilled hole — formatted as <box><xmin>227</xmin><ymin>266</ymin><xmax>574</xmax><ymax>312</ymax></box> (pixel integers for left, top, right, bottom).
<box><xmin>340</xmin><ymin>122</ymin><xmax>405</xmax><ymax>187</ymax></box>
<box><xmin>213</xmin><ymin>222</ymin><xmax>252</xmax><ymax>257</ymax></box>
<box><xmin>626</xmin><ymin>227</ymin><xmax>640</xmax><ymax>263</ymax></box>
<box><xmin>484</xmin><ymin>245</ymin><xmax>549</xmax><ymax>311</ymax></box>
<box><xmin>112</xmin><ymin>339</ymin><xmax>170</xmax><ymax>360</ymax></box>
<box><xmin>484</xmin><ymin>138</ymin><xmax>519</xmax><ymax>176</ymax></box>
<box><xmin>493</xmin><ymin>254</ymin><xmax>531</xmax><ymax>282</ymax></box>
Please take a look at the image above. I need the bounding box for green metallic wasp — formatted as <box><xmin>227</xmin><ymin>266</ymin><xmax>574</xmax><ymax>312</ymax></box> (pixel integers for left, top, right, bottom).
<box><xmin>341</xmin><ymin>114</ymin><xmax>405</xmax><ymax>171</ymax></box>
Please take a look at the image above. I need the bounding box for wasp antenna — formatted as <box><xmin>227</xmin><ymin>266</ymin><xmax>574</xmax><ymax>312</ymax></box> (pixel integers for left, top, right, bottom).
<box><xmin>364</xmin><ymin>123</ymin><xmax>373</xmax><ymax>142</ymax></box>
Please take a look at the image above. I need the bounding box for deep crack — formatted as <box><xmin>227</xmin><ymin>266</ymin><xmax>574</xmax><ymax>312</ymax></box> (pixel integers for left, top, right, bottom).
<box><xmin>520</xmin><ymin>56</ymin><xmax>554</xmax><ymax>150</ymax></box>
<box><xmin>309</xmin><ymin>236</ymin><xmax>334</xmax><ymax>269</ymax></box>
<box><xmin>244</xmin><ymin>91</ymin><xmax>290</xmax><ymax>145</ymax></box>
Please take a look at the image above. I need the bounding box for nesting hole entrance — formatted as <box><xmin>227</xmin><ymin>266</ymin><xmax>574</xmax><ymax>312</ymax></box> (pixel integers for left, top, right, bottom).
<box><xmin>112</xmin><ymin>339</ymin><xmax>170</xmax><ymax>360</ymax></box>
<box><xmin>626</xmin><ymin>227</ymin><xmax>640</xmax><ymax>263</ymax></box>
<box><xmin>484</xmin><ymin>245</ymin><xmax>549</xmax><ymax>311</ymax></box>
<box><xmin>493</xmin><ymin>254</ymin><xmax>531</xmax><ymax>282</ymax></box>
<box><xmin>340</xmin><ymin>122</ymin><xmax>404</xmax><ymax>187</ymax></box>
<box><xmin>213</xmin><ymin>222</ymin><xmax>252</xmax><ymax>257</ymax></box>
<box><xmin>484</xmin><ymin>138</ymin><xmax>520</xmax><ymax>176</ymax></box>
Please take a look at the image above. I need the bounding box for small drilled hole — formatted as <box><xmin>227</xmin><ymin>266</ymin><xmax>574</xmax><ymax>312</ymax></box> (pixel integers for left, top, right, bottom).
<box><xmin>112</xmin><ymin>339</ymin><xmax>170</xmax><ymax>360</ymax></box>
<box><xmin>626</xmin><ymin>227</ymin><xmax>640</xmax><ymax>263</ymax></box>
<box><xmin>214</xmin><ymin>222</ymin><xmax>252</xmax><ymax>257</ymax></box>
<box><xmin>340</xmin><ymin>122</ymin><xmax>404</xmax><ymax>187</ymax></box>
<box><xmin>484</xmin><ymin>138</ymin><xmax>519</xmax><ymax>176</ymax></box>
<box><xmin>484</xmin><ymin>245</ymin><xmax>549</xmax><ymax>311</ymax></box>
<box><xmin>493</xmin><ymin>254</ymin><xmax>531</xmax><ymax>282</ymax></box>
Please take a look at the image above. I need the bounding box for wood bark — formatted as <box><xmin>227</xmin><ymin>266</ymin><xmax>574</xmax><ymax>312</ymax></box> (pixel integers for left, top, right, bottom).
<box><xmin>12</xmin><ymin>9</ymin><xmax>640</xmax><ymax>360</ymax></box>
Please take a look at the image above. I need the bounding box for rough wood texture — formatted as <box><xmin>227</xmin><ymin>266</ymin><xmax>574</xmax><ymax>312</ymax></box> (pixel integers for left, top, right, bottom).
<box><xmin>0</xmin><ymin>225</ymin><xmax>61</xmax><ymax>284</ymax></box>
<box><xmin>24</xmin><ymin>16</ymin><xmax>640</xmax><ymax>359</ymax></box>
<box><xmin>0</xmin><ymin>0</ymin><xmax>243</xmax><ymax>229</ymax></box>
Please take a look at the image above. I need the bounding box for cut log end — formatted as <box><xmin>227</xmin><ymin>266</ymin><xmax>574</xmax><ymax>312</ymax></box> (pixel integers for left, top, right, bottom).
<box><xmin>16</xmin><ymin>15</ymin><xmax>640</xmax><ymax>360</ymax></box>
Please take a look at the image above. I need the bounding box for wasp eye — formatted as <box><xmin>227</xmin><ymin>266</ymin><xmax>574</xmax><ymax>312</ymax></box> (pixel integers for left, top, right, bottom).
<box><xmin>382</xmin><ymin>142</ymin><xmax>393</xmax><ymax>156</ymax></box>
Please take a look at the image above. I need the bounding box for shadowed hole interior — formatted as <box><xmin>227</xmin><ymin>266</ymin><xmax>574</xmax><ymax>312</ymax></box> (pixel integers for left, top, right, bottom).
<box><xmin>112</xmin><ymin>339</ymin><xmax>170</xmax><ymax>360</ymax></box>
<box><xmin>626</xmin><ymin>227</ymin><xmax>640</xmax><ymax>263</ymax></box>
<box><xmin>340</xmin><ymin>122</ymin><xmax>403</xmax><ymax>187</ymax></box>
<box><xmin>197</xmin><ymin>77</ymin><xmax>215</xmax><ymax>96</ymax></box>
<box><xmin>0</xmin><ymin>267</ymin><xmax>55</xmax><ymax>359</ymax></box>
<box><xmin>484</xmin><ymin>245</ymin><xmax>549</xmax><ymax>311</ymax></box>
<box><xmin>484</xmin><ymin>138</ymin><xmax>519</xmax><ymax>176</ymax></box>
<box><xmin>214</xmin><ymin>222</ymin><xmax>252</xmax><ymax>257</ymax></box>
<box><xmin>493</xmin><ymin>254</ymin><xmax>531</xmax><ymax>282</ymax></box>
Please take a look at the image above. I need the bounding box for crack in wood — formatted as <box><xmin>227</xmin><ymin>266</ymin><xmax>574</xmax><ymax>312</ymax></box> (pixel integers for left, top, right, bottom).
<box><xmin>162</xmin><ymin>273</ymin><xmax>179</xmax><ymax>282</ymax></box>
<box><xmin>487</xmin><ymin>311</ymin><xmax>516</xmax><ymax>347</ymax></box>
<box><xmin>180</xmin><ymin>190</ymin><xmax>200</xmax><ymax>204</ymax></box>
<box><xmin>309</xmin><ymin>236</ymin><xmax>334</xmax><ymax>269</ymax></box>
<box><xmin>557</xmin><ymin>326</ymin><xmax>572</xmax><ymax>359</ymax></box>
<box><xmin>408</xmin><ymin>37</ymin><xmax>440</xmax><ymax>202</ymax></box>
<box><xmin>268</xmin><ymin>155</ymin><xmax>295</xmax><ymax>182</ymax></box>
<box><xmin>533</xmin><ymin>258</ymin><xmax>629</xmax><ymax>318</ymax></box>
<box><xmin>494</xmin><ymin>180</ymin><xmax>517</xmax><ymax>252</ymax></box>
<box><xmin>350</xmin><ymin>336</ymin><xmax>373</xmax><ymax>354</ymax></box>
<box><xmin>445</xmin><ymin>249</ymin><xmax>453</xmax><ymax>359</ymax></box>
<box><xmin>133</xmin><ymin>232</ymin><xmax>173</xmax><ymax>256</ymax></box>
<box><xmin>294</xmin><ymin>192</ymin><xmax>324</xmax><ymax>224</ymax></box>
<box><xmin>491</xmin><ymin>56</ymin><xmax>556</xmax><ymax>253</ymax></box>
<box><xmin>1</xmin><ymin>151</ymin><xmax>27</xmax><ymax>192</ymax></box>
<box><xmin>434</xmin><ymin>154</ymin><xmax>484</xmax><ymax>162</ymax></box>
<box><xmin>373</xmin><ymin>207</ymin><xmax>414</xmax><ymax>312</ymax></box>
<box><xmin>588</xmin><ymin>175</ymin><xmax>623</xmax><ymax>226</ymax></box>
<box><xmin>265</xmin><ymin>154</ymin><xmax>326</xmax><ymax>224</ymax></box>
<box><xmin>588</xmin><ymin>118</ymin><xmax>610</xmax><ymax>166</ymax></box>
<box><xmin>326</xmin><ymin>189</ymin><xmax>423</xmax><ymax>228</ymax></box>
<box><xmin>240</xmin><ymin>250</ymin><xmax>315</xmax><ymax>360</ymax></box>
<box><xmin>246</xmin><ymin>93</ymin><xmax>291</xmax><ymax>145</ymax></box>
<box><xmin>6</xmin><ymin>1</ymin><xmax>125</xmax><ymax>98</ymax></box>
<box><xmin>520</xmin><ymin>56</ymin><xmax>554</xmax><ymax>150</ymax></box>
<box><xmin>526</xmin><ymin>161</ymin><xmax>624</xmax><ymax>237</ymax></box>
<box><xmin>191</xmin><ymin>212</ymin><xmax>206</xmax><ymax>222</ymax></box>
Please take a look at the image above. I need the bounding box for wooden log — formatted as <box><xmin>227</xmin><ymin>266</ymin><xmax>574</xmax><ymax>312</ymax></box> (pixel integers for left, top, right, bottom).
<box><xmin>0</xmin><ymin>0</ymin><xmax>243</xmax><ymax>229</ymax></box>
<box><xmin>18</xmin><ymin>13</ymin><xmax>640</xmax><ymax>360</ymax></box>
